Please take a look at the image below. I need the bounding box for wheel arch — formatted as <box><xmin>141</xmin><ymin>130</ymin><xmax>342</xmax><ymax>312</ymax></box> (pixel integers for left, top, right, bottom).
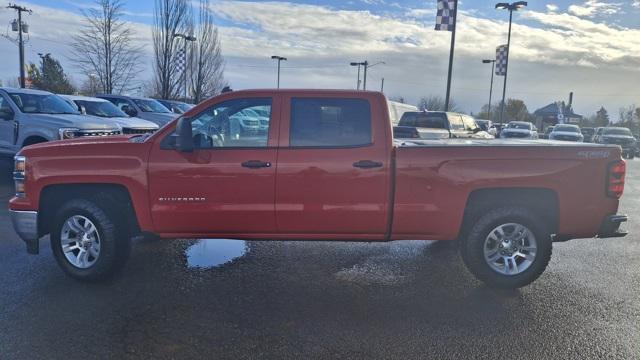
<box><xmin>38</xmin><ymin>183</ymin><xmax>141</xmax><ymax>239</ymax></box>
<box><xmin>460</xmin><ymin>187</ymin><xmax>559</xmax><ymax>240</ymax></box>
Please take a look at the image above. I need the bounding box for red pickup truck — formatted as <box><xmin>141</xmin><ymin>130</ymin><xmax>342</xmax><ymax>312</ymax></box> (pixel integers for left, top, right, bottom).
<box><xmin>9</xmin><ymin>90</ymin><xmax>628</xmax><ymax>288</ymax></box>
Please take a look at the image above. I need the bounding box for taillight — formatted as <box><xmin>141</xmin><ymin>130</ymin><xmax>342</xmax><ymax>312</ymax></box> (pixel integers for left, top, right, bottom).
<box><xmin>607</xmin><ymin>160</ymin><xmax>626</xmax><ymax>198</ymax></box>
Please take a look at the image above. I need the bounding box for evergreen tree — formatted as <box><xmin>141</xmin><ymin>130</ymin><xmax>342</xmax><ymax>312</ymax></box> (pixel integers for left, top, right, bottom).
<box><xmin>28</xmin><ymin>55</ymin><xmax>76</xmax><ymax>94</ymax></box>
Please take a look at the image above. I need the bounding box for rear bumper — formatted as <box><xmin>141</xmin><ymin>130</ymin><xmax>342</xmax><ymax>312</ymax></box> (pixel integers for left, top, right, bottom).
<box><xmin>9</xmin><ymin>210</ymin><xmax>39</xmax><ymax>254</ymax></box>
<box><xmin>597</xmin><ymin>215</ymin><xmax>628</xmax><ymax>238</ymax></box>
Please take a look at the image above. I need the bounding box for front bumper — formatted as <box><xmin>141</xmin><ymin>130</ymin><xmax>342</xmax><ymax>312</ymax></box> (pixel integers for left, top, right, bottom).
<box><xmin>10</xmin><ymin>210</ymin><xmax>39</xmax><ymax>254</ymax></box>
<box><xmin>597</xmin><ymin>215</ymin><xmax>628</xmax><ymax>238</ymax></box>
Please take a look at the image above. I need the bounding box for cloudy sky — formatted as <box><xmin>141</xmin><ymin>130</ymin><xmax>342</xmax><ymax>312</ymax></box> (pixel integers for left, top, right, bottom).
<box><xmin>0</xmin><ymin>0</ymin><xmax>639</xmax><ymax>118</ymax></box>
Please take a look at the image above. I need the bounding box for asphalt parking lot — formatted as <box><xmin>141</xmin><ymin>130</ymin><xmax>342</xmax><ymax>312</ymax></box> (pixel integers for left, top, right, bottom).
<box><xmin>0</xmin><ymin>158</ymin><xmax>638</xmax><ymax>359</ymax></box>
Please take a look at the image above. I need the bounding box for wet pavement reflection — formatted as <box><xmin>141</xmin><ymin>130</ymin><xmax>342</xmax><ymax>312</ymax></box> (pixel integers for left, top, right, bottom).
<box><xmin>185</xmin><ymin>239</ymin><xmax>248</xmax><ymax>269</ymax></box>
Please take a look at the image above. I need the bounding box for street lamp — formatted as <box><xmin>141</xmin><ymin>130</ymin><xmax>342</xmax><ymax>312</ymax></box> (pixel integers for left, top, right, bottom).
<box><xmin>495</xmin><ymin>1</ymin><xmax>527</xmax><ymax>124</ymax></box>
<box><xmin>482</xmin><ymin>59</ymin><xmax>496</xmax><ymax>120</ymax></box>
<box><xmin>173</xmin><ymin>33</ymin><xmax>197</xmax><ymax>101</ymax></box>
<box><xmin>37</xmin><ymin>52</ymin><xmax>51</xmax><ymax>81</ymax></box>
<box><xmin>271</xmin><ymin>56</ymin><xmax>287</xmax><ymax>89</ymax></box>
<box><xmin>350</xmin><ymin>61</ymin><xmax>385</xmax><ymax>90</ymax></box>
<box><xmin>350</xmin><ymin>62</ymin><xmax>365</xmax><ymax>90</ymax></box>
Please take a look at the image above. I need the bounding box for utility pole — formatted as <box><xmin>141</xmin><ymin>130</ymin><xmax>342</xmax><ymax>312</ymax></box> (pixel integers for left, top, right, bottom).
<box><xmin>381</xmin><ymin>77</ymin><xmax>385</xmax><ymax>92</ymax></box>
<box><xmin>7</xmin><ymin>4</ymin><xmax>32</xmax><ymax>88</ymax></box>
<box><xmin>350</xmin><ymin>61</ymin><xmax>384</xmax><ymax>91</ymax></box>
<box><xmin>38</xmin><ymin>52</ymin><xmax>51</xmax><ymax>83</ymax></box>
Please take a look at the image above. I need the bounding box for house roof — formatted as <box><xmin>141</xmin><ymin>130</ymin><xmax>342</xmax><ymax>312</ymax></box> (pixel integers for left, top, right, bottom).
<box><xmin>534</xmin><ymin>102</ymin><xmax>583</xmax><ymax>118</ymax></box>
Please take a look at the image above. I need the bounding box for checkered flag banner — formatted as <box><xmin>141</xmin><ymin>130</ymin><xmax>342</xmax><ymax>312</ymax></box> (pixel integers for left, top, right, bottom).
<box><xmin>435</xmin><ymin>0</ymin><xmax>456</xmax><ymax>31</ymax></box>
<box><xmin>495</xmin><ymin>45</ymin><xmax>508</xmax><ymax>76</ymax></box>
<box><xmin>175</xmin><ymin>48</ymin><xmax>186</xmax><ymax>73</ymax></box>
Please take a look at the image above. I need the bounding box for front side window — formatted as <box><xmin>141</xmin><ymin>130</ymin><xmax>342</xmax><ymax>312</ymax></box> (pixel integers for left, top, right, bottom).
<box><xmin>290</xmin><ymin>98</ymin><xmax>371</xmax><ymax>147</ymax></box>
<box><xmin>448</xmin><ymin>114</ymin><xmax>464</xmax><ymax>130</ymax></box>
<box><xmin>188</xmin><ymin>98</ymin><xmax>272</xmax><ymax>149</ymax></box>
<box><xmin>462</xmin><ymin>116</ymin><xmax>478</xmax><ymax>131</ymax></box>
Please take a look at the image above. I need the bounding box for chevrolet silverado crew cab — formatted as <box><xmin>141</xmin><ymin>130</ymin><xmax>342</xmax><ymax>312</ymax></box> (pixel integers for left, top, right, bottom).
<box><xmin>9</xmin><ymin>90</ymin><xmax>628</xmax><ymax>288</ymax></box>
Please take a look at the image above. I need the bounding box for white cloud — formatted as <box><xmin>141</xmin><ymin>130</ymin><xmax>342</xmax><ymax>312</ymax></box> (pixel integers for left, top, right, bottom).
<box><xmin>1</xmin><ymin>1</ymin><xmax>639</xmax><ymax>116</ymax></box>
<box><xmin>633</xmin><ymin>0</ymin><xmax>640</xmax><ymax>8</ymax></box>
<box><xmin>546</xmin><ymin>4</ymin><xmax>559</xmax><ymax>12</ymax></box>
<box><xmin>568</xmin><ymin>0</ymin><xmax>621</xmax><ymax>17</ymax></box>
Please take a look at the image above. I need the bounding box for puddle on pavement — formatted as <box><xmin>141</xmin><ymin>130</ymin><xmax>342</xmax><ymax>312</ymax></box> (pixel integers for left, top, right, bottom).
<box><xmin>185</xmin><ymin>239</ymin><xmax>248</xmax><ymax>269</ymax></box>
<box><xmin>334</xmin><ymin>240</ymin><xmax>434</xmax><ymax>286</ymax></box>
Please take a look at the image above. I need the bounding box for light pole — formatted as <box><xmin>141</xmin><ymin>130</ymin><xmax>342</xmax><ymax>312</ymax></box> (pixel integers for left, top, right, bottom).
<box><xmin>495</xmin><ymin>1</ymin><xmax>527</xmax><ymax>124</ymax></box>
<box><xmin>482</xmin><ymin>59</ymin><xmax>496</xmax><ymax>120</ymax></box>
<box><xmin>173</xmin><ymin>33</ymin><xmax>196</xmax><ymax>101</ymax></box>
<box><xmin>350</xmin><ymin>61</ymin><xmax>385</xmax><ymax>90</ymax></box>
<box><xmin>271</xmin><ymin>56</ymin><xmax>287</xmax><ymax>89</ymax></box>
<box><xmin>350</xmin><ymin>62</ymin><xmax>364</xmax><ymax>90</ymax></box>
<box><xmin>38</xmin><ymin>52</ymin><xmax>51</xmax><ymax>83</ymax></box>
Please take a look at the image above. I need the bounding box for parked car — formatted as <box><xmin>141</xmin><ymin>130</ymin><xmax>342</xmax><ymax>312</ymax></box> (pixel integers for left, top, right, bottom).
<box><xmin>61</xmin><ymin>95</ymin><xmax>159</xmax><ymax>135</ymax></box>
<box><xmin>475</xmin><ymin>119</ymin><xmax>497</xmax><ymax>137</ymax></box>
<box><xmin>0</xmin><ymin>87</ymin><xmax>122</xmax><ymax>157</ymax></box>
<box><xmin>549</xmin><ymin>124</ymin><xmax>584</xmax><ymax>142</ymax></box>
<box><xmin>97</xmin><ymin>94</ymin><xmax>176</xmax><ymax>126</ymax></box>
<box><xmin>10</xmin><ymin>90</ymin><xmax>628</xmax><ymax>290</ymax></box>
<box><xmin>500</xmin><ymin>121</ymin><xmax>539</xmax><ymax>139</ymax></box>
<box><xmin>594</xmin><ymin>127</ymin><xmax>636</xmax><ymax>159</ymax></box>
<box><xmin>157</xmin><ymin>99</ymin><xmax>194</xmax><ymax>114</ymax></box>
<box><xmin>540</xmin><ymin>126</ymin><xmax>554</xmax><ymax>140</ymax></box>
<box><xmin>581</xmin><ymin>127</ymin><xmax>595</xmax><ymax>143</ymax></box>
<box><xmin>394</xmin><ymin>111</ymin><xmax>493</xmax><ymax>140</ymax></box>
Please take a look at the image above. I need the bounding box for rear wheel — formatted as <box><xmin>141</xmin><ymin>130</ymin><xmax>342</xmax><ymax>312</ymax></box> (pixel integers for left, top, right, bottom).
<box><xmin>50</xmin><ymin>198</ymin><xmax>130</xmax><ymax>282</ymax></box>
<box><xmin>461</xmin><ymin>206</ymin><xmax>552</xmax><ymax>289</ymax></box>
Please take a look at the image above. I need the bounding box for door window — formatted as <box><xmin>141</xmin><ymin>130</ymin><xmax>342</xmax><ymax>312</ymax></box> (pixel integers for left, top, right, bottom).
<box><xmin>290</xmin><ymin>98</ymin><xmax>371</xmax><ymax>147</ymax></box>
<box><xmin>448</xmin><ymin>114</ymin><xmax>464</xmax><ymax>130</ymax></box>
<box><xmin>188</xmin><ymin>98</ymin><xmax>272</xmax><ymax>149</ymax></box>
<box><xmin>462</xmin><ymin>116</ymin><xmax>478</xmax><ymax>131</ymax></box>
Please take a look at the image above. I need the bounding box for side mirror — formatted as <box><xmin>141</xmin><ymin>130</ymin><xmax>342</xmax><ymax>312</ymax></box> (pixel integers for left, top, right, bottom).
<box><xmin>473</xmin><ymin>127</ymin><xmax>483</xmax><ymax>133</ymax></box>
<box><xmin>0</xmin><ymin>108</ymin><xmax>14</xmax><ymax>121</ymax></box>
<box><xmin>122</xmin><ymin>105</ymin><xmax>137</xmax><ymax>117</ymax></box>
<box><xmin>79</xmin><ymin>105</ymin><xmax>87</xmax><ymax>115</ymax></box>
<box><xmin>175</xmin><ymin>117</ymin><xmax>194</xmax><ymax>152</ymax></box>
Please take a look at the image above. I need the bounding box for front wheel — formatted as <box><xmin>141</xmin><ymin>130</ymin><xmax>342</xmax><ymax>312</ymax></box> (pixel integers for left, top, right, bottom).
<box><xmin>461</xmin><ymin>207</ymin><xmax>552</xmax><ymax>289</ymax></box>
<box><xmin>50</xmin><ymin>198</ymin><xmax>130</xmax><ymax>282</ymax></box>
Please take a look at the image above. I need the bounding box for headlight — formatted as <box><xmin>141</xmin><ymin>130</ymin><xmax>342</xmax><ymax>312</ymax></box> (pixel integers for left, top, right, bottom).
<box><xmin>59</xmin><ymin>128</ymin><xmax>79</xmax><ymax>140</ymax></box>
<box><xmin>14</xmin><ymin>155</ymin><xmax>26</xmax><ymax>197</ymax></box>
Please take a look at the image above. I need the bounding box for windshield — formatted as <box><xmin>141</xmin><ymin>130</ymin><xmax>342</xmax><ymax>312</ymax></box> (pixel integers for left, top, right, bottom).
<box><xmin>175</xmin><ymin>102</ymin><xmax>194</xmax><ymax>113</ymax></box>
<box><xmin>8</xmin><ymin>92</ymin><xmax>79</xmax><ymax>115</ymax></box>
<box><xmin>506</xmin><ymin>122</ymin><xmax>531</xmax><ymax>130</ymax></box>
<box><xmin>76</xmin><ymin>100</ymin><xmax>127</xmax><ymax>118</ymax></box>
<box><xmin>133</xmin><ymin>99</ymin><xmax>172</xmax><ymax>113</ymax></box>
<box><xmin>604</xmin><ymin>128</ymin><xmax>632</xmax><ymax>136</ymax></box>
<box><xmin>554</xmin><ymin>125</ymin><xmax>580</xmax><ymax>133</ymax></box>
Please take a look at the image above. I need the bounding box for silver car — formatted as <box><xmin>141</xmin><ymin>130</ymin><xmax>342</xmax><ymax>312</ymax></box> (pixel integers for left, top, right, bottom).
<box><xmin>0</xmin><ymin>88</ymin><xmax>123</xmax><ymax>156</ymax></box>
<box><xmin>60</xmin><ymin>95</ymin><xmax>159</xmax><ymax>135</ymax></box>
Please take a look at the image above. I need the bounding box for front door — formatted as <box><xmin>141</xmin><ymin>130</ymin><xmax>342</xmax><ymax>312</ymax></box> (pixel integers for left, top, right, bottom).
<box><xmin>0</xmin><ymin>94</ymin><xmax>17</xmax><ymax>154</ymax></box>
<box><xmin>148</xmin><ymin>96</ymin><xmax>280</xmax><ymax>236</ymax></box>
<box><xmin>275</xmin><ymin>95</ymin><xmax>391</xmax><ymax>239</ymax></box>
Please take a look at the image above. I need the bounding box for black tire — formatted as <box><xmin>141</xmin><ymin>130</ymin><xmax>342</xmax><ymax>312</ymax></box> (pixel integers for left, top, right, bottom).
<box><xmin>460</xmin><ymin>206</ymin><xmax>552</xmax><ymax>289</ymax></box>
<box><xmin>50</xmin><ymin>198</ymin><xmax>131</xmax><ymax>282</ymax></box>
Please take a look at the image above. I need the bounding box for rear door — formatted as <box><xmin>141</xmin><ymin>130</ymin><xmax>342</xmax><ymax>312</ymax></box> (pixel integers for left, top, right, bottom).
<box><xmin>275</xmin><ymin>94</ymin><xmax>391</xmax><ymax>239</ymax></box>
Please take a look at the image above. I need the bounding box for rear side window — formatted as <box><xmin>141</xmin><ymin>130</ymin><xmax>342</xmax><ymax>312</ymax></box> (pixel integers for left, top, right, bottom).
<box><xmin>399</xmin><ymin>113</ymin><xmax>446</xmax><ymax>129</ymax></box>
<box><xmin>290</xmin><ymin>98</ymin><xmax>371</xmax><ymax>147</ymax></box>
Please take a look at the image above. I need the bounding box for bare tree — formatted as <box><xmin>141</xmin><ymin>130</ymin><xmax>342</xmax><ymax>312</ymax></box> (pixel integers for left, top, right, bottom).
<box><xmin>417</xmin><ymin>95</ymin><xmax>461</xmax><ymax>112</ymax></box>
<box><xmin>70</xmin><ymin>0</ymin><xmax>142</xmax><ymax>94</ymax></box>
<box><xmin>187</xmin><ymin>0</ymin><xmax>227</xmax><ymax>103</ymax></box>
<box><xmin>152</xmin><ymin>0</ymin><xmax>191</xmax><ymax>99</ymax></box>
